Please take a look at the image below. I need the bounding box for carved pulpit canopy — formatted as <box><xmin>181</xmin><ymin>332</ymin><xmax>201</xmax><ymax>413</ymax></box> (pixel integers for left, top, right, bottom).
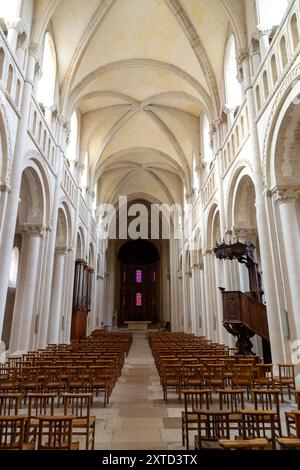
<box><xmin>214</xmin><ymin>240</ymin><xmax>256</xmax><ymax>266</ymax></box>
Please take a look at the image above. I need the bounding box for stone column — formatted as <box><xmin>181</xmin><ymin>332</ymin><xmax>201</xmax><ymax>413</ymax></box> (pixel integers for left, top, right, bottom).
<box><xmin>199</xmin><ymin>264</ymin><xmax>206</xmax><ymax>337</ymax></box>
<box><xmin>238</xmin><ymin>51</ymin><xmax>286</xmax><ymax>363</ymax></box>
<box><xmin>63</xmin><ymin>248</ymin><xmax>75</xmax><ymax>343</ymax></box>
<box><xmin>256</xmin><ymin>26</ymin><xmax>272</xmax><ymax>60</ymax></box>
<box><xmin>274</xmin><ymin>188</ymin><xmax>300</xmax><ymax>340</ymax></box>
<box><xmin>6</xmin><ymin>19</ymin><xmax>25</xmax><ymax>53</ymax></box>
<box><xmin>0</xmin><ymin>44</ymin><xmax>40</xmax><ymax>340</ymax></box>
<box><xmin>203</xmin><ymin>252</ymin><xmax>213</xmax><ymax>340</ymax></box>
<box><xmin>48</xmin><ymin>247</ymin><xmax>67</xmax><ymax>344</ymax></box>
<box><xmin>10</xmin><ymin>225</ymin><xmax>44</xmax><ymax>353</ymax></box>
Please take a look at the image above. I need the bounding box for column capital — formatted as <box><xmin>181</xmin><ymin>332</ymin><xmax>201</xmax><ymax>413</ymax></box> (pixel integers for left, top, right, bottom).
<box><xmin>237</xmin><ymin>49</ymin><xmax>249</xmax><ymax>65</ymax></box>
<box><xmin>255</xmin><ymin>25</ymin><xmax>273</xmax><ymax>39</ymax></box>
<box><xmin>55</xmin><ymin>246</ymin><xmax>67</xmax><ymax>256</ymax></box>
<box><xmin>21</xmin><ymin>224</ymin><xmax>45</xmax><ymax>237</ymax></box>
<box><xmin>6</xmin><ymin>18</ymin><xmax>26</xmax><ymax>34</ymax></box>
<box><xmin>272</xmin><ymin>187</ymin><xmax>300</xmax><ymax>204</ymax></box>
<box><xmin>28</xmin><ymin>42</ymin><xmax>41</xmax><ymax>62</ymax></box>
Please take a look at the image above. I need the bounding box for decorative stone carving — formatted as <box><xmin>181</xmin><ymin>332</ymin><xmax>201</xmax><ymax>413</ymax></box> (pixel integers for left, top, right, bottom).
<box><xmin>21</xmin><ymin>224</ymin><xmax>45</xmax><ymax>237</ymax></box>
<box><xmin>272</xmin><ymin>187</ymin><xmax>300</xmax><ymax>204</ymax></box>
<box><xmin>55</xmin><ymin>246</ymin><xmax>67</xmax><ymax>256</ymax></box>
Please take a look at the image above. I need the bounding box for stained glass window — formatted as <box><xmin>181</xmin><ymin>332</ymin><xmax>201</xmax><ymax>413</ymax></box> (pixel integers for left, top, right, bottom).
<box><xmin>136</xmin><ymin>269</ymin><xmax>142</xmax><ymax>283</ymax></box>
<box><xmin>136</xmin><ymin>292</ymin><xmax>142</xmax><ymax>306</ymax></box>
<box><xmin>123</xmin><ymin>270</ymin><xmax>127</xmax><ymax>283</ymax></box>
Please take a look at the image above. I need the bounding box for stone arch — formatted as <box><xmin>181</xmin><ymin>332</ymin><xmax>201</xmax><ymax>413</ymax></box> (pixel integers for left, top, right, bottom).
<box><xmin>55</xmin><ymin>207</ymin><xmax>68</xmax><ymax>248</ymax></box>
<box><xmin>206</xmin><ymin>202</ymin><xmax>219</xmax><ymax>250</ymax></box>
<box><xmin>18</xmin><ymin>165</ymin><xmax>47</xmax><ymax>228</ymax></box>
<box><xmin>76</xmin><ymin>225</ymin><xmax>85</xmax><ymax>259</ymax></box>
<box><xmin>225</xmin><ymin>162</ymin><xmax>254</xmax><ymax>230</ymax></box>
<box><xmin>89</xmin><ymin>242</ymin><xmax>95</xmax><ymax>268</ymax></box>
<box><xmin>269</xmin><ymin>81</ymin><xmax>300</xmax><ymax>190</ymax></box>
<box><xmin>231</xmin><ymin>172</ymin><xmax>257</xmax><ymax>236</ymax></box>
<box><xmin>23</xmin><ymin>150</ymin><xmax>53</xmax><ymax>226</ymax></box>
<box><xmin>263</xmin><ymin>63</ymin><xmax>300</xmax><ymax>189</ymax></box>
<box><xmin>59</xmin><ymin>199</ymin><xmax>73</xmax><ymax>249</ymax></box>
<box><xmin>212</xmin><ymin>210</ymin><xmax>221</xmax><ymax>246</ymax></box>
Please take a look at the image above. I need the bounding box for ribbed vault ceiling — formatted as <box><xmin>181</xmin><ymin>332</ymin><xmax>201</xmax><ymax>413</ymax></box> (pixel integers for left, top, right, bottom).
<box><xmin>32</xmin><ymin>0</ymin><xmax>246</xmax><ymax>205</ymax></box>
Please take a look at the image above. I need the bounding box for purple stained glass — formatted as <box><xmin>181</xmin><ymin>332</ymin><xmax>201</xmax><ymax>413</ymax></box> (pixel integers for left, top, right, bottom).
<box><xmin>136</xmin><ymin>292</ymin><xmax>142</xmax><ymax>306</ymax></box>
<box><xmin>136</xmin><ymin>269</ymin><xmax>142</xmax><ymax>283</ymax></box>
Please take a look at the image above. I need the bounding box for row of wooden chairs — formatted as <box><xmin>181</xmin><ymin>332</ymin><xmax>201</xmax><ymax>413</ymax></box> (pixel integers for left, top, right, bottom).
<box><xmin>0</xmin><ymin>392</ymin><xmax>96</xmax><ymax>450</ymax></box>
<box><xmin>0</xmin><ymin>415</ymin><xmax>81</xmax><ymax>450</ymax></box>
<box><xmin>1</xmin><ymin>332</ymin><xmax>133</xmax><ymax>407</ymax></box>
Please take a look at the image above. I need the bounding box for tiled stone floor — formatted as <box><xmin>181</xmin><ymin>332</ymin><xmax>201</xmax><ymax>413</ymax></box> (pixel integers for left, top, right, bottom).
<box><xmin>90</xmin><ymin>332</ymin><xmax>299</xmax><ymax>450</ymax></box>
<box><xmin>93</xmin><ymin>332</ymin><xmax>185</xmax><ymax>450</ymax></box>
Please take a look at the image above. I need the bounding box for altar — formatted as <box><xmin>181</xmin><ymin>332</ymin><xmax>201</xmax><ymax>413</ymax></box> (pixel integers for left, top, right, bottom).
<box><xmin>124</xmin><ymin>321</ymin><xmax>151</xmax><ymax>330</ymax></box>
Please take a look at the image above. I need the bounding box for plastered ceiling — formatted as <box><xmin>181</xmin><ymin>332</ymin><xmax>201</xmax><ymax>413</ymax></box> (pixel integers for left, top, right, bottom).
<box><xmin>32</xmin><ymin>0</ymin><xmax>246</xmax><ymax>205</ymax></box>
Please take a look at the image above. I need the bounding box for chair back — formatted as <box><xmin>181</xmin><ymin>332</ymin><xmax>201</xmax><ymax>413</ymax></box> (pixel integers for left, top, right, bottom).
<box><xmin>0</xmin><ymin>393</ymin><xmax>22</xmax><ymax>415</ymax></box>
<box><xmin>36</xmin><ymin>415</ymin><xmax>75</xmax><ymax>450</ymax></box>
<box><xmin>0</xmin><ymin>415</ymin><xmax>27</xmax><ymax>450</ymax></box>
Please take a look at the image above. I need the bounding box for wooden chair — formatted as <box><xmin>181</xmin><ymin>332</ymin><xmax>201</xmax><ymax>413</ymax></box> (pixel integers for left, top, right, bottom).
<box><xmin>194</xmin><ymin>410</ymin><xmax>231</xmax><ymax>450</ymax></box>
<box><xmin>161</xmin><ymin>364</ymin><xmax>182</xmax><ymax>403</ymax></box>
<box><xmin>0</xmin><ymin>367</ymin><xmax>18</xmax><ymax>393</ymax></box>
<box><xmin>217</xmin><ymin>388</ymin><xmax>244</xmax><ymax>433</ymax></box>
<box><xmin>26</xmin><ymin>393</ymin><xmax>57</xmax><ymax>444</ymax></box>
<box><xmin>62</xmin><ymin>393</ymin><xmax>95</xmax><ymax>450</ymax></box>
<box><xmin>251</xmin><ymin>388</ymin><xmax>282</xmax><ymax>437</ymax></box>
<box><xmin>274</xmin><ymin>365</ymin><xmax>296</xmax><ymax>403</ymax></box>
<box><xmin>240</xmin><ymin>409</ymin><xmax>277</xmax><ymax>449</ymax></box>
<box><xmin>277</xmin><ymin>411</ymin><xmax>300</xmax><ymax>449</ymax></box>
<box><xmin>0</xmin><ymin>415</ymin><xmax>34</xmax><ymax>450</ymax></box>
<box><xmin>89</xmin><ymin>366</ymin><xmax>110</xmax><ymax>406</ymax></box>
<box><xmin>36</xmin><ymin>415</ymin><xmax>79</xmax><ymax>450</ymax></box>
<box><xmin>253</xmin><ymin>364</ymin><xmax>274</xmax><ymax>388</ymax></box>
<box><xmin>181</xmin><ymin>388</ymin><xmax>211</xmax><ymax>450</ymax></box>
<box><xmin>0</xmin><ymin>393</ymin><xmax>22</xmax><ymax>415</ymax></box>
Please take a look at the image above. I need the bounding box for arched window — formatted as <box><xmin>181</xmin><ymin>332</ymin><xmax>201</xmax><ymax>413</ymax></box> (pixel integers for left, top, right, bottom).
<box><xmin>66</xmin><ymin>111</ymin><xmax>78</xmax><ymax>163</ymax></box>
<box><xmin>280</xmin><ymin>36</ymin><xmax>288</xmax><ymax>68</ymax></box>
<box><xmin>202</xmin><ymin>115</ymin><xmax>213</xmax><ymax>164</ymax></box>
<box><xmin>37</xmin><ymin>32</ymin><xmax>57</xmax><ymax>107</ymax></box>
<box><xmin>271</xmin><ymin>55</ymin><xmax>278</xmax><ymax>84</ymax></box>
<box><xmin>7</xmin><ymin>64</ymin><xmax>13</xmax><ymax>95</ymax></box>
<box><xmin>290</xmin><ymin>14</ymin><xmax>300</xmax><ymax>51</ymax></box>
<box><xmin>256</xmin><ymin>85</ymin><xmax>261</xmax><ymax>112</ymax></box>
<box><xmin>256</xmin><ymin>0</ymin><xmax>289</xmax><ymax>27</ymax></box>
<box><xmin>0</xmin><ymin>0</ymin><xmax>19</xmax><ymax>19</ymax></box>
<box><xmin>224</xmin><ymin>34</ymin><xmax>242</xmax><ymax>109</ymax></box>
<box><xmin>263</xmin><ymin>71</ymin><xmax>269</xmax><ymax>99</ymax></box>
<box><xmin>15</xmin><ymin>79</ymin><xmax>21</xmax><ymax>106</ymax></box>
<box><xmin>135</xmin><ymin>292</ymin><xmax>142</xmax><ymax>307</ymax></box>
<box><xmin>8</xmin><ymin>247</ymin><xmax>19</xmax><ymax>288</ymax></box>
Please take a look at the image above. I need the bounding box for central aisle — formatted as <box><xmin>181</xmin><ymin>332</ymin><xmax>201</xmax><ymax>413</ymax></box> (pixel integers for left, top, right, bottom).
<box><xmin>94</xmin><ymin>332</ymin><xmax>184</xmax><ymax>450</ymax></box>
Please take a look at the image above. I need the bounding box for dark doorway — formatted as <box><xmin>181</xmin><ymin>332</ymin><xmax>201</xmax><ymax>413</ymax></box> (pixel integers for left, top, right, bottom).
<box><xmin>117</xmin><ymin>240</ymin><xmax>160</xmax><ymax>325</ymax></box>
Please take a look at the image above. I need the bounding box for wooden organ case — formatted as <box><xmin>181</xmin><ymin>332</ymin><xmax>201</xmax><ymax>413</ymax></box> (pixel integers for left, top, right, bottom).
<box><xmin>71</xmin><ymin>259</ymin><xmax>94</xmax><ymax>340</ymax></box>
